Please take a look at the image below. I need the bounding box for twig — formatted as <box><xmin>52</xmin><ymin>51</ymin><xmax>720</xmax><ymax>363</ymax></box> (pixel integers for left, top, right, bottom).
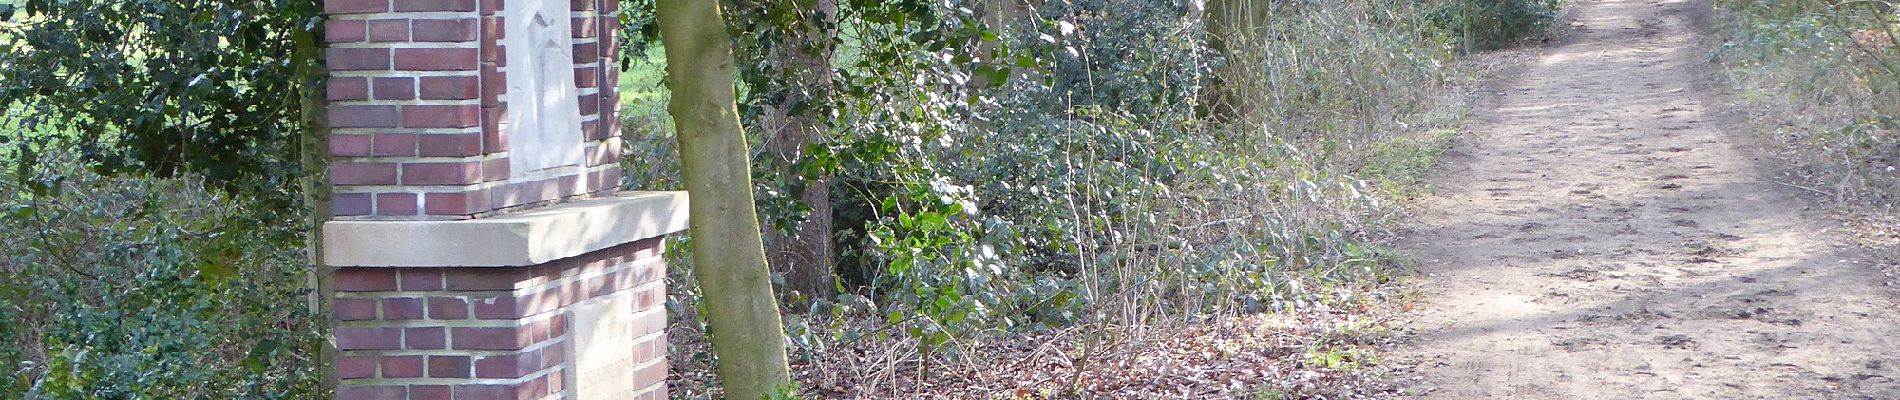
<box><xmin>1749</xmin><ymin>174</ymin><xmax>1834</xmax><ymax>197</ymax></box>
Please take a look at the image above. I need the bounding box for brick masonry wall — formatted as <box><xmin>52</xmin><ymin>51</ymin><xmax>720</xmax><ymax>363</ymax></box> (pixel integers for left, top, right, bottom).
<box><xmin>327</xmin><ymin>0</ymin><xmax>626</xmax><ymax>219</ymax></box>
<box><xmin>333</xmin><ymin>237</ymin><xmax>669</xmax><ymax>400</ymax></box>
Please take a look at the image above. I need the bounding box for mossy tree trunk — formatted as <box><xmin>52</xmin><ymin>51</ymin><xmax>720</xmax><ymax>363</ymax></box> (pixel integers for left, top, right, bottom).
<box><xmin>656</xmin><ymin>0</ymin><xmax>794</xmax><ymax>398</ymax></box>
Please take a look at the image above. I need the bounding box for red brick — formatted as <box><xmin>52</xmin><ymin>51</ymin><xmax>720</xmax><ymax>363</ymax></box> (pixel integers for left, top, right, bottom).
<box><xmin>592</xmin><ymin>168</ymin><xmax>624</xmax><ymax>193</ymax></box>
<box><xmin>473</xmin><ymin>352</ymin><xmax>536</xmax><ymax>379</ymax></box>
<box><xmin>482</xmin><ymin>158</ymin><xmax>510</xmax><ymax>182</ymax></box>
<box><xmin>335</xmin><ymin>297</ymin><xmax>380</xmax><ymax>321</ymax></box>
<box><xmin>634</xmin><ymin>358</ymin><xmax>668</xmax><ymax>390</ymax></box>
<box><xmin>395</xmin><ymin>48</ymin><xmax>478</xmax><ymax>71</ymax></box>
<box><xmin>330</xmin><ymin>134</ymin><xmax>373</xmax><ymax>157</ymax></box>
<box><xmin>330</xmin><ymin>104</ymin><xmax>400</xmax><ymax>129</ymax></box>
<box><xmin>571</xmin><ymin>42</ymin><xmax>598</xmax><ymax>63</ymax></box>
<box><xmin>581</xmin><ymin>118</ymin><xmax>604</xmax><ymax>140</ymax></box>
<box><xmin>336</xmin><ymin>355</ymin><xmax>378</xmax><ymax>380</ymax></box>
<box><xmin>336</xmin><ymin>268</ymin><xmax>398</xmax><ymax>291</ymax></box>
<box><xmin>481</xmin><ymin>106</ymin><xmax>506</xmax><ymax>151</ymax></box>
<box><xmin>332</xmin><ymin>192</ymin><xmax>373</xmax><ymax>216</ymax></box>
<box><xmin>402</xmin><ymin>161</ymin><xmax>483</xmax><ymax>185</ymax></box>
<box><xmin>571</xmin><ymin>16</ymin><xmax>597</xmax><ymax>38</ymax></box>
<box><xmin>428</xmin><ymin>296</ymin><xmax>469</xmax><ymax>319</ymax></box>
<box><xmin>409</xmin><ymin>385</ymin><xmax>451</xmax><ymax>399</ymax></box>
<box><xmin>585</xmin><ymin>143</ymin><xmax>614</xmax><ymax>167</ymax></box>
<box><xmin>470</xmin><ymin>295</ymin><xmax>521</xmax><ymax>320</ymax></box>
<box><xmin>577</xmin><ymin>93</ymin><xmax>600</xmax><ymax>116</ymax></box>
<box><xmin>326</xmin><ymin>0</ymin><xmax>388</xmax><ymax>14</ymax></box>
<box><xmin>424</xmin><ymin>191</ymin><xmax>478</xmax><ymax>216</ymax></box>
<box><xmin>480</xmin><ymin>64</ymin><xmax>504</xmax><ymax>104</ymax></box>
<box><xmin>382</xmin><ymin>297</ymin><xmax>425</xmax><ymax>320</ymax></box>
<box><xmin>373</xmin><ymin>192</ymin><xmax>418</xmax><ymax>216</ymax></box>
<box><xmin>631</xmin><ymin>257</ymin><xmax>663</xmax><ymax>285</ymax></box>
<box><xmin>367</xmin><ymin>19</ymin><xmax>409</xmax><ymax>42</ymax></box>
<box><xmin>527</xmin><ymin>316</ymin><xmax>553</xmax><ymax>342</ymax></box>
<box><xmin>327</xmin><ymin>47</ymin><xmax>391</xmax><ymax>71</ymax></box>
<box><xmin>395</xmin><ymin>0</ymin><xmax>476</xmax><ymax>12</ymax></box>
<box><xmin>520</xmin><ymin>376</ymin><xmax>550</xmax><ymax>399</ymax></box>
<box><xmin>335</xmin><ymin>327</ymin><xmax>402</xmax><ymax>350</ymax></box>
<box><xmin>452</xmin><ymin>384</ymin><xmax>519</xmax><ymax>400</ymax></box>
<box><xmin>419</xmin><ymin>76</ymin><xmax>480</xmax><ymax>100</ymax></box>
<box><xmin>451</xmin><ymin>326</ymin><xmax>528</xmax><ymax>350</ymax></box>
<box><xmin>481</xmin><ymin>16</ymin><xmax>503</xmax><ymax>49</ymax></box>
<box><xmin>406</xmin><ymin>326</ymin><xmax>447</xmax><ymax>350</ymax></box>
<box><xmin>327</xmin><ymin>76</ymin><xmax>369</xmax><ymax>101</ymax></box>
<box><xmin>414</xmin><ymin>18</ymin><xmax>479</xmax><ymax>42</ymax></box>
<box><xmin>631</xmin><ymin>335</ymin><xmax>663</xmax><ymax>361</ymax></box>
<box><xmin>443</xmin><ymin>268</ymin><xmax>528</xmax><ymax>291</ymax></box>
<box><xmin>400</xmin><ymin>270</ymin><xmax>445</xmax><ymax>291</ymax></box>
<box><xmin>371</xmin><ymin>133</ymin><xmax>417</xmax><ymax>157</ymax></box>
<box><xmin>417</xmin><ymin>133</ymin><xmax>483</xmax><ymax>157</ymax></box>
<box><xmin>331</xmin><ymin>162</ymin><xmax>399</xmax><ymax>186</ymax></box>
<box><xmin>573</xmin><ymin>66</ymin><xmax>598</xmax><ymax>88</ymax></box>
<box><xmin>635</xmin><ymin>283</ymin><xmax>664</xmax><ymax>309</ymax></box>
<box><xmin>631</xmin><ymin>309</ymin><xmax>666</xmax><ymax>336</ymax></box>
<box><xmin>402</xmin><ymin>105</ymin><xmax>481</xmax><ymax>128</ymax></box>
<box><xmin>600</xmin><ymin>26</ymin><xmax>619</xmax><ymax>56</ymax></box>
<box><xmin>380</xmin><ymin>355</ymin><xmax>424</xmax><ymax>379</ymax></box>
<box><xmin>334</xmin><ymin>385</ymin><xmax>405</xmax><ymax>400</ymax></box>
<box><xmin>547</xmin><ymin>368</ymin><xmax>566</xmax><ymax>394</ymax></box>
<box><xmin>372</xmin><ymin>77</ymin><xmax>416</xmax><ymax>101</ymax></box>
<box><xmin>428</xmin><ymin>355</ymin><xmax>472</xmax><ymax>378</ymax></box>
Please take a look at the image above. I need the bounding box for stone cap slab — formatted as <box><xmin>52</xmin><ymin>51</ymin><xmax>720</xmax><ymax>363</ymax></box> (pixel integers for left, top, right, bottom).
<box><xmin>324</xmin><ymin>191</ymin><xmax>688</xmax><ymax>267</ymax></box>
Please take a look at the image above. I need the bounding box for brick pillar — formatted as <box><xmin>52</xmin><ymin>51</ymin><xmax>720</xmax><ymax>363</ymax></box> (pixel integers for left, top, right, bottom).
<box><xmin>322</xmin><ymin>1</ymin><xmax>677</xmax><ymax>399</ymax></box>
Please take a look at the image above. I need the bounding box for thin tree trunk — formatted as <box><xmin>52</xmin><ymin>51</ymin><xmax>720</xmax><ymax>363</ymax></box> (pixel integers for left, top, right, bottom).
<box><xmin>291</xmin><ymin>22</ymin><xmax>335</xmax><ymax>396</ymax></box>
<box><xmin>762</xmin><ymin>0</ymin><xmax>839</xmax><ymax>308</ymax></box>
<box><xmin>656</xmin><ymin>0</ymin><xmax>794</xmax><ymax>398</ymax></box>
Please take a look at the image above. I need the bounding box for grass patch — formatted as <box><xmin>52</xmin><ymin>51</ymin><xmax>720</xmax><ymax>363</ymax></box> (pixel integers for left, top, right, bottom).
<box><xmin>1362</xmin><ymin>128</ymin><xmax>1461</xmax><ymax>198</ymax></box>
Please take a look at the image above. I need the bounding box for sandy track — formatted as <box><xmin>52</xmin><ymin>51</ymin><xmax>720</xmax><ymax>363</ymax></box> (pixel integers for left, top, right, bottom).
<box><xmin>1395</xmin><ymin>0</ymin><xmax>1900</xmax><ymax>398</ymax></box>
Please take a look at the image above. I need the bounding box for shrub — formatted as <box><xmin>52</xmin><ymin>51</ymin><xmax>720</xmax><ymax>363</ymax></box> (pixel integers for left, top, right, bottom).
<box><xmin>1431</xmin><ymin>0</ymin><xmax>1564</xmax><ymax>52</ymax></box>
<box><xmin>0</xmin><ymin>158</ymin><xmax>320</xmax><ymax>399</ymax></box>
<box><xmin>1713</xmin><ymin>0</ymin><xmax>1899</xmax><ymax>216</ymax></box>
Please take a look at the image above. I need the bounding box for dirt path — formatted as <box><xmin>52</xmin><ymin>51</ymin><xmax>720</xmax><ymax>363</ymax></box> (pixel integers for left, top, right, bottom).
<box><xmin>1395</xmin><ymin>0</ymin><xmax>1900</xmax><ymax>398</ymax></box>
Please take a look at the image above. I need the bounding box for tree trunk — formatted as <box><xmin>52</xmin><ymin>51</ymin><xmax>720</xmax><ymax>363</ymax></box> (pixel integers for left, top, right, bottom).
<box><xmin>1204</xmin><ymin>0</ymin><xmax>1267</xmax><ymax>122</ymax></box>
<box><xmin>291</xmin><ymin>22</ymin><xmax>335</xmax><ymax>396</ymax></box>
<box><xmin>656</xmin><ymin>0</ymin><xmax>794</xmax><ymax>398</ymax></box>
<box><xmin>762</xmin><ymin>0</ymin><xmax>839</xmax><ymax>309</ymax></box>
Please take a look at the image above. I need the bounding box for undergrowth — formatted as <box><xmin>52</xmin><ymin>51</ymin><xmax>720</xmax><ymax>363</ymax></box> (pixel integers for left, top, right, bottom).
<box><xmin>0</xmin><ymin>157</ymin><xmax>320</xmax><ymax>398</ymax></box>
<box><xmin>624</xmin><ymin>1</ymin><xmax>1542</xmax><ymax>398</ymax></box>
<box><xmin>1712</xmin><ymin>0</ymin><xmax>1900</xmax><ymax>243</ymax></box>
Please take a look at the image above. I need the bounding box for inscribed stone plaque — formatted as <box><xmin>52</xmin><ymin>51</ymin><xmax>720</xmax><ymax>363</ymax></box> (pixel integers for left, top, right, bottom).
<box><xmin>505</xmin><ymin>0</ymin><xmax>587</xmax><ymax>175</ymax></box>
<box><xmin>565</xmin><ymin>294</ymin><xmax>640</xmax><ymax>399</ymax></box>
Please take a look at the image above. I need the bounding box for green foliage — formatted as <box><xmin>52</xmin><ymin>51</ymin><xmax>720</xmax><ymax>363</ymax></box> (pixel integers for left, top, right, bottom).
<box><xmin>1713</xmin><ymin>0</ymin><xmax>1900</xmax><ymax>207</ymax></box>
<box><xmin>1362</xmin><ymin>129</ymin><xmax>1461</xmax><ymax>197</ymax></box>
<box><xmin>1430</xmin><ymin>0</ymin><xmax>1563</xmax><ymax>52</ymax></box>
<box><xmin>631</xmin><ymin>3</ymin><xmax>1473</xmax><ymax>384</ymax></box>
<box><xmin>0</xmin><ymin>157</ymin><xmax>320</xmax><ymax>399</ymax></box>
<box><xmin>0</xmin><ymin>0</ymin><xmax>322</xmax><ymax>202</ymax></box>
<box><xmin>0</xmin><ymin>1</ymin><xmax>323</xmax><ymax>397</ymax></box>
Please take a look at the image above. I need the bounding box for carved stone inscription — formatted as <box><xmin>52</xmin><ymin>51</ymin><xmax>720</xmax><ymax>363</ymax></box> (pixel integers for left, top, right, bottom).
<box><xmin>505</xmin><ymin>0</ymin><xmax>586</xmax><ymax>175</ymax></box>
<box><xmin>565</xmin><ymin>294</ymin><xmax>639</xmax><ymax>400</ymax></box>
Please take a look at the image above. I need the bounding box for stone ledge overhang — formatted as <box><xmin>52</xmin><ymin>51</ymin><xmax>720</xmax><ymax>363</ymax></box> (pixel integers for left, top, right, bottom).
<box><xmin>324</xmin><ymin>191</ymin><xmax>688</xmax><ymax>267</ymax></box>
